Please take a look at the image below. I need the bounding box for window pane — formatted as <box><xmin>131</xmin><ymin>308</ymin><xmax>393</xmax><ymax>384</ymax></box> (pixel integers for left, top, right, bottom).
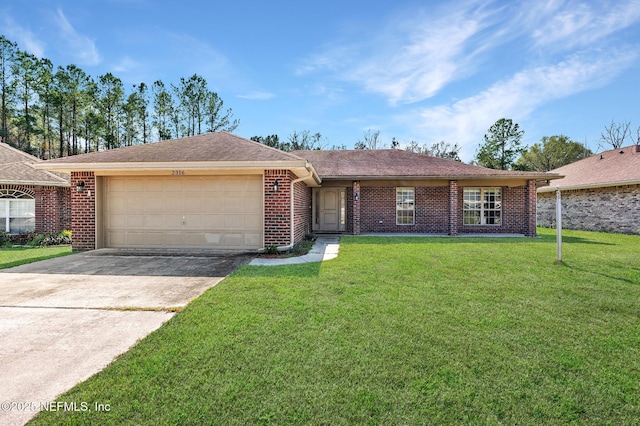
<box><xmin>396</xmin><ymin>188</ymin><xmax>415</xmax><ymax>225</ymax></box>
<box><xmin>463</xmin><ymin>188</ymin><xmax>501</xmax><ymax>226</ymax></box>
<box><xmin>464</xmin><ymin>210</ymin><xmax>480</xmax><ymax>225</ymax></box>
<box><xmin>10</xmin><ymin>199</ymin><xmax>34</xmax><ymax>217</ymax></box>
<box><xmin>9</xmin><ymin>217</ymin><xmax>35</xmax><ymax>233</ymax></box>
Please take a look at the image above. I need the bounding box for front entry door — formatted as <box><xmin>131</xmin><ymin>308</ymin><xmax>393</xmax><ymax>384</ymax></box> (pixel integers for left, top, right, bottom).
<box><xmin>314</xmin><ymin>188</ymin><xmax>346</xmax><ymax>232</ymax></box>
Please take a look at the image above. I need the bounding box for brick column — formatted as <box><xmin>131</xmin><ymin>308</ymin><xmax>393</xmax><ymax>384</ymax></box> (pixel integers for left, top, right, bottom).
<box><xmin>448</xmin><ymin>180</ymin><xmax>458</xmax><ymax>236</ymax></box>
<box><xmin>264</xmin><ymin>170</ymin><xmax>291</xmax><ymax>247</ymax></box>
<box><xmin>525</xmin><ymin>179</ymin><xmax>537</xmax><ymax>237</ymax></box>
<box><xmin>70</xmin><ymin>171</ymin><xmax>96</xmax><ymax>251</ymax></box>
<box><xmin>352</xmin><ymin>181</ymin><xmax>361</xmax><ymax>235</ymax></box>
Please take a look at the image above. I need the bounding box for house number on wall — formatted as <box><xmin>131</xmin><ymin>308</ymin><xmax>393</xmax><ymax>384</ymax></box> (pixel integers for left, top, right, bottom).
<box><xmin>171</xmin><ymin>170</ymin><xmax>185</xmax><ymax>176</ymax></box>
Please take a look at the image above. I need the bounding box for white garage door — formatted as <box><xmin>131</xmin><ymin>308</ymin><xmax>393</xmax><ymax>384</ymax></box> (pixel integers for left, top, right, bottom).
<box><xmin>104</xmin><ymin>175</ymin><xmax>263</xmax><ymax>250</ymax></box>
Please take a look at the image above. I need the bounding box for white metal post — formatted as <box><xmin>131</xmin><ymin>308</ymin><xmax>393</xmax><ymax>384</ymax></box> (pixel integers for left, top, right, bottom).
<box><xmin>556</xmin><ymin>187</ymin><xmax>562</xmax><ymax>262</ymax></box>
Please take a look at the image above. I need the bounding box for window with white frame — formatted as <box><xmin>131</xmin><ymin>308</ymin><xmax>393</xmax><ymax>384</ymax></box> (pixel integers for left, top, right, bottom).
<box><xmin>463</xmin><ymin>188</ymin><xmax>501</xmax><ymax>225</ymax></box>
<box><xmin>396</xmin><ymin>187</ymin><xmax>415</xmax><ymax>225</ymax></box>
<box><xmin>0</xmin><ymin>189</ymin><xmax>35</xmax><ymax>234</ymax></box>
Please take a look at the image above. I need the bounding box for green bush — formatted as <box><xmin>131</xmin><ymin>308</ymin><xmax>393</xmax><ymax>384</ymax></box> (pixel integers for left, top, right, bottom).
<box><xmin>3</xmin><ymin>231</ymin><xmax>72</xmax><ymax>247</ymax></box>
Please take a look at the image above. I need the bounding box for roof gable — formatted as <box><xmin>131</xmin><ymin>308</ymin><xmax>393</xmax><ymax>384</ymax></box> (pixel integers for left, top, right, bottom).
<box><xmin>0</xmin><ymin>142</ymin><xmax>70</xmax><ymax>186</ymax></box>
<box><xmin>539</xmin><ymin>145</ymin><xmax>640</xmax><ymax>191</ymax></box>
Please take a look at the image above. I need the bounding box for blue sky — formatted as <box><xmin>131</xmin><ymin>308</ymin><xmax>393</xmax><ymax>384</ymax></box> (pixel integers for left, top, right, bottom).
<box><xmin>2</xmin><ymin>0</ymin><xmax>640</xmax><ymax>161</ymax></box>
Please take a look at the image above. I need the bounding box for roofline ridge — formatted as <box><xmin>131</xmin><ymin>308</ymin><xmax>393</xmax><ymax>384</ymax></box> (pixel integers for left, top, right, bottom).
<box><xmin>222</xmin><ymin>132</ymin><xmax>306</xmax><ymax>160</ymax></box>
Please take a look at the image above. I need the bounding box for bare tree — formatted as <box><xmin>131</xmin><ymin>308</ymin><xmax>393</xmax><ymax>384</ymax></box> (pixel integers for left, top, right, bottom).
<box><xmin>354</xmin><ymin>129</ymin><xmax>381</xmax><ymax>149</ymax></box>
<box><xmin>600</xmin><ymin>120</ymin><xmax>631</xmax><ymax>150</ymax></box>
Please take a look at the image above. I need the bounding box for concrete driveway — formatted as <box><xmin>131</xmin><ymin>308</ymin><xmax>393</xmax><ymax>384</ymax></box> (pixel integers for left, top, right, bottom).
<box><xmin>0</xmin><ymin>250</ymin><xmax>253</xmax><ymax>426</ymax></box>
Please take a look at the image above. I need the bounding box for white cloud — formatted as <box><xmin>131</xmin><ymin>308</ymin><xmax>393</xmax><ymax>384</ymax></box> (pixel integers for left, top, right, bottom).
<box><xmin>112</xmin><ymin>56</ymin><xmax>140</xmax><ymax>73</ymax></box>
<box><xmin>52</xmin><ymin>8</ymin><xmax>101</xmax><ymax>66</ymax></box>
<box><xmin>298</xmin><ymin>1</ymin><xmax>504</xmax><ymax>105</ymax></box>
<box><xmin>1</xmin><ymin>15</ymin><xmax>46</xmax><ymax>58</ymax></box>
<box><xmin>407</xmin><ymin>49</ymin><xmax>638</xmax><ymax>160</ymax></box>
<box><xmin>531</xmin><ymin>0</ymin><xmax>640</xmax><ymax>49</ymax></box>
<box><xmin>237</xmin><ymin>91</ymin><xmax>276</xmax><ymax>100</ymax></box>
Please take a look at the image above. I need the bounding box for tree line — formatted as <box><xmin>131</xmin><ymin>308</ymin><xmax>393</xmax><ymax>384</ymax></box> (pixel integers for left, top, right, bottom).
<box><xmin>473</xmin><ymin>118</ymin><xmax>639</xmax><ymax>171</ymax></box>
<box><xmin>0</xmin><ymin>36</ymin><xmax>238</xmax><ymax>159</ymax></box>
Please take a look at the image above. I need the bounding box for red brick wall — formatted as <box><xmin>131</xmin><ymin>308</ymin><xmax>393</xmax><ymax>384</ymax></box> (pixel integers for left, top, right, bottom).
<box><xmin>457</xmin><ymin>185</ymin><xmax>530</xmax><ymax>235</ymax></box>
<box><xmin>358</xmin><ymin>185</ymin><xmax>449</xmax><ymax>233</ymax></box>
<box><xmin>352</xmin><ymin>181</ymin><xmax>361</xmax><ymax>234</ymax></box>
<box><xmin>449</xmin><ymin>181</ymin><xmax>458</xmax><ymax>236</ymax></box>
<box><xmin>34</xmin><ymin>186</ymin><xmax>70</xmax><ymax>233</ymax></box>
<box><xmin>70</xmin><ymin>172</ymin><xmax>96</xmax><ymax>251</ymax></box>
<box><xmin>264</xmin><ymin>170</ymin><xmax>291</xmax><ymax>247</ymax></box>
<box><xmin>525</xmin><ymin>180</ymin><xmax>537</xmax><ymax>237</ymax></box>
<box><xmin>1</xmin><ymin>184</ymin><xmax>70</xmax><ymax>234</ymax></box>
<box><xmin>293</xmin><ymin>179</ymin><xmax>311</xmax><ymax>243</ymax></box>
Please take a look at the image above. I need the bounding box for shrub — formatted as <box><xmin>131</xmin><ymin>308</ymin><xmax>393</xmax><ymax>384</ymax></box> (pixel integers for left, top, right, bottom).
<box><xmin>263</xmin><ymin>245</ymin><xmax>279</xmax><ymax>255</ymax></box>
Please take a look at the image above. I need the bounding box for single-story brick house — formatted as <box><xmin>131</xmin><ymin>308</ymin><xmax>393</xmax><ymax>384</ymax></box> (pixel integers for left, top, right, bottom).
<box><xmin>538</xmin><ymin>144</ymin><xmax>640</xmax><ymax>234</ymax></box>
<box><xmin>36</xmin><ymin>132</ymin><xmax>559</xmax><ymax>251</ymax></box>
<box><xmin>0</xmin><ymin>142</ymin><xmax>71</xmax><ymax>234</ymax></box>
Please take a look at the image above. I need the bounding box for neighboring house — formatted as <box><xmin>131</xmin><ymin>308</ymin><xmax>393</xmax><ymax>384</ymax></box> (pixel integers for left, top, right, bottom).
<box><xmin>538</xmin><ymin>144</ymin><xmax>640</xmax><ymax>235</ymax></box>
<box><xmin>36</xmin><ymin>132</ymin><xmax>559</xmax><ymax>252</ymax></box>
<box><xmin>0</xmin><ymin>142</ymin><xmax>71</xmax><ymax>234</ymax></box>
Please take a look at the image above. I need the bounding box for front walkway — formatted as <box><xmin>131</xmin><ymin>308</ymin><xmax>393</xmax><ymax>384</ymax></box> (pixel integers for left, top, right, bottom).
<box><xmin>249</xmin><ymin>236</ymin><xmax>340</xmax><ymax>266</ymax></box>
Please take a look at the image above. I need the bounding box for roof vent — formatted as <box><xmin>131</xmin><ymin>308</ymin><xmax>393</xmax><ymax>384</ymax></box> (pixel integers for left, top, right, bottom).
<box><xmin>600</xmin><ymin>154</ymin><xmax>603</xmax><ymax>160</ymax></box>
<box><xmin>619</xmin><ymin>150</ymin><xmax>625</xmax><ymax>154</ymax></box>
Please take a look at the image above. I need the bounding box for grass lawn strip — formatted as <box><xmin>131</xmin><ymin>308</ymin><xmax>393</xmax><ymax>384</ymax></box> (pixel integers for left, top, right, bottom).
<box><xmin>0</xmin><ymin>246</ymin><xmax>72</xmax><ymax>270</ymax></box>
<box><xmin>30</xmin><ymin>229</ymin><xmax>639</xmax><ymax>425</ymax></box>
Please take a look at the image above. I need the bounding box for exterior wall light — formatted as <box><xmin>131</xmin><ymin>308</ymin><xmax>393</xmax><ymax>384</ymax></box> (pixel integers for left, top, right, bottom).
<box><xmin>354</xmin><ymin>192</ymin><xmax>359</xmax><ymax>201</ymax></box>
<box><xmin>272</xmin><ymin>179</ymin><xmax>280</xmax><ymax>192</ymax></box>
<box><xmin>76</xmin><ymin>181</ymin><xmax>86</xmax><ymax>192</ymax></box>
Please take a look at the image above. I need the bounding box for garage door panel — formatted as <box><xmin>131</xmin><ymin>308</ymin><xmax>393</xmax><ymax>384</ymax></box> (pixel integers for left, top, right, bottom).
<box><xmin>105</xmin><ymin>175</ymin><xmax>263</xmax><ymax>250</ymax></box>
<box><xmin>245</xmin><ymin>234</ymin><xmax>261</xmax><ymax>247</ymax></box>
<box><xmin>204</xmin><ymin>215</ymin><xmax>224</xmax><ymax>228</ymax></box>
<box><xmin>203</xmin><ymin>195</ymin><xmax>224</xmax><ymax>212</ymax></box>
<box><xmin>224</xmin><ymin>215</ymin><xmax>244</xmax><ymax>229</ymax></box>
<box><xmin>145</xmin><ymin>215</ymin><xmax>165</xmax><ymax>228</ymax></box>
<box><xmin>126</xmin><ymin>214</ymin><xmax>145</xmax><ymax>228</ymax></box>
<box><xmin>145</xmin><ymin>197</ymin><xmax>165</xmax><ymax>213</ymax></box>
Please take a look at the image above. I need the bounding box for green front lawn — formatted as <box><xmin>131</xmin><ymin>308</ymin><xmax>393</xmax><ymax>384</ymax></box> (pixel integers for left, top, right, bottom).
<box><xmin>0</xmin><ymin>246</ymin><xmax>72</xmax><ymax>270</ymax></box>
<box><xmin>31</xmin><ymin>229</ymin><xmax>639</xmax><ymax>425</ymax></box>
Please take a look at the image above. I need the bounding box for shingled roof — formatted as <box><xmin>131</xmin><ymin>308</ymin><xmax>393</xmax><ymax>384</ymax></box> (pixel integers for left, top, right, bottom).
<box><xmin>42</xmin><ymin>132</ymin><xmax>303</xmax><ymax>164</ymax></box>
<box><xmin>0</xmin><ymin>142</ymin><xmax>70</xmax><ymax>186</ymax></box>
<box><xmin>538</xmin><ymin>145</ymin><xmax>640</xmax><ymax>192</ymax></box>
<box><xmin>294</xmin><ymin>149</ymin><xmax>558</xmax><ymax>180</ymax></box>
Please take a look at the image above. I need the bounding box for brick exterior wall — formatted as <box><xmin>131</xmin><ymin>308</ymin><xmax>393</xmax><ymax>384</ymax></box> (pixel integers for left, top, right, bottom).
<box><xmin>293</xmin><ymin>179</ymin><xmax>312</xmax><ymax>243</ymax></box>
<box><xmin>449</xmin><ymin>181</ymin><xmax>458</xmax><ymax>236</ymax></box>
<box><xmin>1</xmin><ymin>184</ymin><xmax>70</xmax><ymax>234</ymax></box>
<box><xmin>352</xmin><ymin>181</ymin><xmax>361</xmax><ymax>234</ymax></box>
<box><xmin>342</xmin><ymin>182</ymin><xmax>535</xmax><ymax>236</ymax></box>
<box><xmin>457</xmin><ymin>185</ymin><xmax>530</xmax><ymax>235</ymax></box>
<box><xmin>359</xmin><ymin>186</ymin><xmax>449</xmax><ymax>233</ymax></box>
<box><xmin>537</xmin><ymin>184</ymin><xmax>640</xmax><ymax>235</ymax></box>
<box><xmin>525</xmin><ymin>180</ymin><xmax>537</xmax><ymax>237</ymax></box>
<box><xmin>35</xmin><ymin>186</ymin><xmax>72</xmax><ymax>233</ymax></box>
<box><xmin>70</xmin><ymin>172</ymin><xmax>96</xmax><ymax>251</ymax></box>
<box><xmin>264</xmin><ymin>170</ymin><xmax>292</xmax><ymax>247</ymax></box>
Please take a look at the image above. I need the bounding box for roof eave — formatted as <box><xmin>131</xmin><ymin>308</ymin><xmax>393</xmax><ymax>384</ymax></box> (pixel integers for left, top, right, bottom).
<box><xmin>538</xmin><ymin>179</ymin><xmax>640</xmax><ymax>192</ymax></box>
<box><xmin>33</xmin><ymin>160</ymin><xmax>311</xmax><ymax>173</ymax></box>
<box><xmin>320</xmin><ymin>174</ymin><xmax>561</xmax><ymax>181</ymax></box>
<box><xmin>0</xmin><ymin>179</ymin><xmax>70</xmax><ymax>187</ymax></box>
